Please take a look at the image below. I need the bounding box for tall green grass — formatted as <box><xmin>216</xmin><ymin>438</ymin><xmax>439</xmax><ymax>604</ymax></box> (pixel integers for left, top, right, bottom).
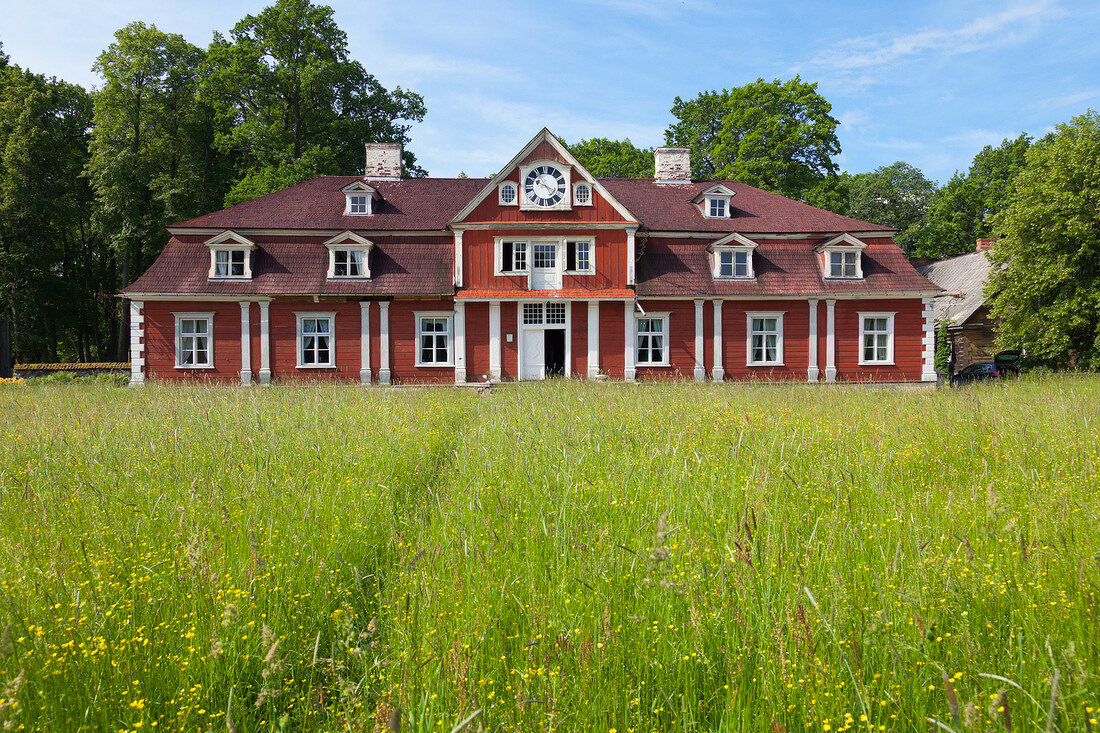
<box><xmin>0</xmin><ymin>378</ymin><xmax>1097</xmax><ymax>731</ymax></box>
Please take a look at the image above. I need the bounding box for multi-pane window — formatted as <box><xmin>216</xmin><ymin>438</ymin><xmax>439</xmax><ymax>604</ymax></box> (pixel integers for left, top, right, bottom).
<box><xmin>348</xmin><ymin>195</ymin><xmax>369</xmax><ymax>214</ymax></box>
<box><xmin>860</xmin><ymin>314</ymin><xmax>893</xmax><ymax>364</ymax></box>
<box><xmin>214</xmin><ymin>249</ymin><xmax>247</xmax><ymax>278</ymax></box>
<box><xmin>298</xmin><ymin>315</ymin><xmax>334</xmax><ymax>367</ymax></box>
<box><xmin>574</xmin><ymin>183</ymin><xmax>591</xmax><ymax>205</ymax></box>
<box><xmin>532</xmin><ymin>243</ymin><xmax>556</xmax><ymax>269</ymax></box>
<box><xmin>717</xmin><ymin>249</ymin><xmax>750</xmax><ymax>278</ymax></box>
<box><xmin>707</xmin><ymin>197</ymin><xmax>727</xmax><ymax>218</ymax></box>
<box><xmin>175</xmin><ymin>315</ymin><xmax>212</xmax><ymax>367</ymax></box>
<box><xmin>566</xmin><ymin>240</ymin><xmax>592</xmax><ymax>273</ymax></box>
<box><xmin>829</xmin><ymin>250</ymin><xmax>859</xmax><ymax>278</ymax></box>
<box><xmin>417</xmin><ymin>316</ymin><xmax>451</xmax><ymax>365</ymax></box>
<box><xmin>636</xmin><ymin>317</ymin><xmax>667</xmax><ymax>365</ymax></box>
<box><xmin>499</xmin><ymin>183</ymin><xmax>517</xmax><ymax>205</ymax></box>
<box><xmin>500</xmin><ymin>241</ymin><xmax>528</xmax><ymax>273</ymax></box>
<box><xmin>332</xmin><ymin>249</ymin><xmax>365</xmax><ymax>277</ymax></box>
<box><xmin>523</xmin><ymin>302</ymin><xmax>543</xmax><ymax>325</ymax></box>
<box><xmin>748</xmin><ymin>315</ymin><xmax>782</xmax><ymax>365</ymax></box>
<box><xmin>546</xmin><ymin>302</ymin><xmax>566</xmax><ymax>324</ymax></box>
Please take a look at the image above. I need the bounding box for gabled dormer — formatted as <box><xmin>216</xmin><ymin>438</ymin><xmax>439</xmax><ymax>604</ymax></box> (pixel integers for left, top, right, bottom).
<box><xmin>205</xmin><ymin>230</ymin><xmax>256</xmax><ymax>280</ymax></box>
<box><xmin>342</xmin><ymin>181</ymin><xmax>380</xmax><ymax>216</ymax></box>
<box><xmin>815</xmin><ymin>233</ymin><xmax>868</xmax><ymax>280</ymax></box>
<box><xmin>708</xmin><ymin>232</ymin><xmax>758</xmax><ymax>280</ymax></box>
<box><xmin>324</xmin><ymin>231</ymin><xmax>374</xmax><ymax>280</ymax></box>
<box><xmin>693</xmin><ymin>184</ymin><xmax>735</xmax><ymax>219</ymax></box>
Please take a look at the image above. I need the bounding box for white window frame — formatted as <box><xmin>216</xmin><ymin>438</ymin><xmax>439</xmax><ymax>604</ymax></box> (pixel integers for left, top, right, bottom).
<box><xmin>713</xmin><ymin>246</ymin><xmax>754</xmax><ymax>280</ymax></box>
<box><xmin>329</xmin><ymin>248</ymin><xmax>369</xmax><ymax>278</ymax></box>
<box><xmin>564</xmin><ymin>238</ymin><xmax>595</xmax><ymax>275</ymax></box>
<box><xmin>858</xmin><ymin>312</ymin><xmax>895</xmax><ymax>365</ymax></box>
<box><xmin>324</xmin><ymin>231</ymin><xmax>374</xmax><ymax>280</ymax></box>
<box><xmin>572</xmin><ymin>181</ymin><xmax>593</xmax><ymax>206</ymax></box>
<box><xmin>706</xmin><ymin>196</ymin><xmax>730</xmax><ymax>218</ymax></box>
<box><xmin>745</xmin><ymin>311</ymin><xmax>784</xmax><ymax>366</ymax></box>
<box><xmin>342</xmin><ymin>182</ymin><xmax>377</xmax><ymax>216</ymax></box>
<box><xmin>173</xmin><ymin>312</ymin><xmax>214</xmax><ymax>369</ymax></box>
<box><xmin>347</xmin><ymin>194</ymin><xmax>370</xmax><ymax>215</ymax></box>
<box><xmin>634</xmin><ymin>312</ymin><xmax>670</xmax><ymax>367</ymax></box>
<box><xmin>414</xmin><ymin>311</ymin><xmax>455</xmax><ymax>367</ymax></box>
<box><xmin>205</xmin><ymin>231</ymin><xmax>257</xmax><ymax>280</ymax></box>
<box><xmin>495</xmin><ymin>238</ymin><xmax>530</xmax><ymax>275</ymax></box>
<box><xmin>295</xmin><ymin>312</ymin><xmax>336</xmax><ymax>369</ymax></box>
<box><xmin>825</xmin><ymin>249</ymin><xmax>863</xmax><ymax>279</ymax></box>
<box><xmin>498</xmin><ymin>182</ymin><xmax>518</xmax><ymax>206</ymax></box>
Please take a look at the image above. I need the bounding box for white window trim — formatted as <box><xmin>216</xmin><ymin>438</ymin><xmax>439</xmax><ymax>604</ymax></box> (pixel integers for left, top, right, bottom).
<box><xmin>565</xmin><ymin>238</ymin><xmax>595</xmax><ymax>275</ymax></box>
<box><xmin>634</xmin><ymin>312</ymin><xmax>671</xmax><ymax>367</ymax></box>
<box><xmin>173</xmin><ymin>312</ymin><xmax>215</xmax><ymax>369</ymax></box>
<box><xmin>823</xmin><ymin>248</ymin><xmax>864</xmax><ymax>279</ymax></box>
<box><xmin>745</xmin><ymin>311</ymin><xmax>785</xmax><ymax>366</ymax></box>
<box><xmin>342</xmin><ymin>182</ymin><xmax>378</xmax><ymax>216</ymax></box>
<box><xmin>704</xmin><ymin>195</ymin><xmax>731</xmax><ymax>219</ymax></box>
<box><xmin>858</xmin><ymin>311</ymin><xmax>896</xmax><ymax>365</ymax></box>
<box><xmin>572</xmin><ymin>181</ymin><xmax>593</xmax><ymax>207</ymax></box>
<box><xmin>498</xmin><ymin>182</ymin><xmax>518</xmax><ymax>206</ymax></box>
<box><xmin>205</xmin><ymin>231</ymin><xmax>257</xmax><ymax>280</ymax></box>
<box><xmin>295</xmin><ymin>312</ymin><xmax>337</xmax><ymax>369</ymax></box>
<box><xmin>712</xmin><ymin>246</ymin><xmax>755</xmax><ymax>280</ymax></box>
<box><xmin>324</xmin><ymin>231</ymin><xmax>374</xmax><ymax>280</ymax></box>
<box><xmin>494</xmin><ymin>237</ymin><xmax>530</xmax><ymax>276</ymax></box>
<box><xmin>414</xmin><ymin>311</ymin><xmax>455</xmax><ymax>367</ymax></box>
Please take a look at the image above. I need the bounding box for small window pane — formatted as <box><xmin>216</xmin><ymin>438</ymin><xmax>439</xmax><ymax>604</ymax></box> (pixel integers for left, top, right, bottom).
<box><xmin>349</xmin><ymin>195</ymin><xmax>368</xmax><ymax>214</ymax></box>
<box><xmin>546</xmin><ymin>302</ymin><xmax>566</xmax><ymax>324</ymax></box>
<box><xmin>523</xmin><ymin>303</ymin><xmax>543</xmax><ymax>325</ymax></box>
<box><xmin>533</xmin><ymin>244</ymin><xmax>556</xmax><ymax>268</ymax></box>
<box><xmin>500</xmin><ymin>184</ymin><xmax>516</xmax><ymax>204</ymax></box>
<box><xmin>574</xmin><ymin>184</ymin><xmax>590</xmax><ymax>205</ymax></box>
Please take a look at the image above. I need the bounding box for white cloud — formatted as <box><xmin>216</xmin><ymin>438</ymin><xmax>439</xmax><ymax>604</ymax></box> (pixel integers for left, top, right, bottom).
<box><xmin>1038</xmin><ymin>88</ymin><xmax>1100</xmax><ymax>108</ymax></box>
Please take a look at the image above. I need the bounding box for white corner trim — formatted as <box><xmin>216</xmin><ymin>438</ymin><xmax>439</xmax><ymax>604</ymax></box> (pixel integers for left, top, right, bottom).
<box><xmin>129</xmin><ymin>300</ymin><xmax>145</xmax><ymax>386</ymax></box>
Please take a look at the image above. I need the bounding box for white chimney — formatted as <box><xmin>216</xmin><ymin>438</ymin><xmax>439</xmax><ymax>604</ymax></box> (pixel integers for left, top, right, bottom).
<box><xmin>654</xmin><ymin>147</ymin><xmax>691</xmax><ymax>183</ymax></box>
<box><xmin>364</xmin><ymin>142</ymin><xmax>402</xmax><ymax>181</ymax></box>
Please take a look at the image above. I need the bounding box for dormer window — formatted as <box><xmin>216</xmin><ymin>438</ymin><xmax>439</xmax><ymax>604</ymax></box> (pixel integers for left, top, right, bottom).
<box><xmin>696</xmin><ymin>184</ymin><xmax>735</xmax><ymax>219</ymax></box>
<box><xmin>498</xmin><ymin>182</ymin><xmax>518</xmax><ymax>206</ymax></box>
<box><xmin>573</xmin><ymin>181</ymin><xmax>592</xmax><ymax>206</ymax></box>
<box><xmin>816</xmin><ymin>233</ymin><xmax>868</xmax><ymax>280</ymax></box>
<box><xmin>205</xmin><ymin>231</ymin><xmax>256</xmax><ymax>280</ymax></box>
<box><xmin>343</xmin><ymin>181</ymin><xmax>378</xmax><ymax>216</ymax></box>
<box><xmin>324</xmin><ymin>231</ymin><xmax>374</xmax><ymax>280</ymax></box>
<box><xmin>709</xmin><ymin>232</ymin><xmax>757</xmax><ymax>280</ymax></box>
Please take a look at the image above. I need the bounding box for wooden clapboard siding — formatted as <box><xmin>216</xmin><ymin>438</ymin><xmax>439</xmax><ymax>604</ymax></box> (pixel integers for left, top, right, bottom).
<box><xmin>835</xmin><ymin>298</ymin><xmax>924</xmax><ymax>382</ymax></box>
<box><xmin>598</xmin><ymin>302</ymin><xmax>625</xmax><ymax>379</ymax></box>
<box><xmin>387</xmin><ymin>299</ymin><xmax>455</xmax><ymax>384</ymax></box>
<box><xmin>571</xmin><ymin>303</ymin><xmax>588</xmax><ymax>376</ymax></box>
<box><xmin>465</xmin><ymin>302</ymin><xmax>491</xmax><ymax>381</ymax></box>
<box><xmin>269</xmin><ymin>301</ymin><xmax>360</xmax><ymax>381</ymax></box>
<box><xmin>462</xmin><ymin>229</ymin><xmax>629</xmax><ymax>292</ymax></box>
<box><xmin>144</xmin><ymin>300</ymin><xmax>242</xmax><ymax>382</ymax></box>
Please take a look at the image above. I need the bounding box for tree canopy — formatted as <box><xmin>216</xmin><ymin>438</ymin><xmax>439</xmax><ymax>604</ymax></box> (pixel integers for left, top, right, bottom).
<box><xmin>986</xmin><ymin>112</ymin><xmax>1100</xmax><ymax>369</ymax></box>
<box><xmin>565</xmin><ymin>137</ymin><xmax>654</xmax><ymax>178</ymax></box>
<box><xmin>665</xmin><ymin>77</ymin><xmax>841</xmax><ymax>198</ymax></box>
<box><xmin>845</xmin><ymin>162</ymin><xmax>936</xmax><ymax>254</ymax></box>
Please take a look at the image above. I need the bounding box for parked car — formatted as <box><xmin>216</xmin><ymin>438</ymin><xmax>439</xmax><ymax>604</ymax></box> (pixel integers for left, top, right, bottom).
<box><xmin>950</xmin><ymin>350</ymin><xmax>1022</xmax><ymax>386</ymax></box>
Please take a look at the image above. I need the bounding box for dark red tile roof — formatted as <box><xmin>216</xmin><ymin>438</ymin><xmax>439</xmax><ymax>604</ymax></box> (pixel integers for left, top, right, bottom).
<box><xmin>123</xmin><ymin>235</ymin><xmax>453</xmax><ymax>296</ymax></box>
<box><xmin>457</xmin><ymin>288</ymin><xmax>634</xmax><ymax>300</ymax></box>
<box><xmin>636</xmin><ymin>237</ymin><xmax>940</xmax><ymax>297</ymax></box>
<box><xmin>601</xmin><ymin>179</ymin><xmax>893</xmax><ymax>233</ymax></box>
<box><xmin>173</xmin><ymin>177</ymin><xmax>490</xmax><ymax>231</ymax></box>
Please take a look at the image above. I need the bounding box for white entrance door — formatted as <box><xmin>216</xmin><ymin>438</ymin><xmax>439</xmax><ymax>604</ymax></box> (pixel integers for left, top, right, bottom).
<box><xmin>521</xmin><ymin>328</ymin><xmax>544</xmax><ymax>380</ymax></box>
<box><xmin>530</xmin><ymin>243</ymin><xmax>561</xmax><ymax>290</ymax></box>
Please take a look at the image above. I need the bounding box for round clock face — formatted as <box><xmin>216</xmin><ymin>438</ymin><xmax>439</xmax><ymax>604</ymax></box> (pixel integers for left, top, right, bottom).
<box><xmin>523</xmin><ymin>165</ymin><xmax>567</xmax><ymax>207</ymax></box>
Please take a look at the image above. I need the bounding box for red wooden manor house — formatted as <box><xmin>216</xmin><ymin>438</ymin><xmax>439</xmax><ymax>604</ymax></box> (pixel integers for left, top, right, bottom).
<box><xmin>123</xmin><ymin>129</ymin><xmax>940</xmax><ymax>386</ymax></box>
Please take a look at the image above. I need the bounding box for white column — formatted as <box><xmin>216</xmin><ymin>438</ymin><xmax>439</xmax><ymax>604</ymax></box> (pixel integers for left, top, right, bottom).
<box><xmin>379</xmin><ymin>301</ymin><xmax>391</xmax><ymax>385</ymax></box>
<box><xmin>359</xmin><ymin>301</ymin><xmax>372</xmax><ymax>385</ymax></box>
<box><xmin>258</xmin><ymin>300</ymin><xmax>271</xmax><ymax>385</ymax></box>
<box><xmin>693</xmin><ymin>299</ymin><xmax>705</xmax><ymax>382</ymax></box>
<box><xmin>239</xmin><ymin>301</ymin><xmax>252</xmax><ymax>385</ymax></box>
<box><xmin>711</xmin><ymin>300</ymin><xmax>724</xmax><ymax>381</ymax></box>
<box><xmin>921</xmin><ymin>297</ymin><xmax>937</xmax><ymax>381</ymax></box>
<box><xmin>453</xmin><ymin>229</ymin><xmax>464</xmax><ymax>287</ymax></box>
<box><xmin>824</xmin><ymin>298</ymin><xmax>836</xmax><ymax>383</ymax></box>
<box><xmin>453</xmin><ymin>300</ymin><xmax>467</xmax><ymax>385</ymax></box>
<box><xmin>623</xmin><ymin>301</ymin><xmax>636</xmax><ymax>382</ymax></box>
<box><xmin>488</xmin><ymin>301</ymin><xmax>501</xmax><ymax>381</ymax></box>
<box><xmin>587</xmin><ymin>300</ymin><xmax>600</xmax><ymax>378</ymax></box>
<box><xmin>807</xmin><ymin>299</ymin><xmax>819</xmax><ymax>383</ymax></box>
<box><xmin>564</xmin><ymin>301</ymin><xmax>572</xmax><ymax>377</ymax></box>
<box><xmin>626</xmin><ymin>229</ymin><xmax>636</xmax><ymax>286</ymax></box>
<box><xmin>128</xmin><ymin>300</ymin><xmax>145</xmax><ymax>386</ymax></box>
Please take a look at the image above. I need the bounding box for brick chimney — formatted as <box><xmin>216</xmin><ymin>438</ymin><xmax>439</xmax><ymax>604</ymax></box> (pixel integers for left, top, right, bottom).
<box><xmin>364</xmin><ymin>142</ymin><xmax>402</xmax><ymax>180</ymax></box>
<box><xmin>654</xmin><ymin>147</ymin><xmax>691</xmax><ymax>183</ymax></box>
<box><xmin>976</xmin><ymin>237</ymin><xmax>998</xmax><ymax>252</ymax></box>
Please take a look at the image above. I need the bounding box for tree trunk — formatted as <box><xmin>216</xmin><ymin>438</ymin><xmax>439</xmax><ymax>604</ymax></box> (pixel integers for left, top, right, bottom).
<box><xmin>0</xmin><ymin>318</ymin><xmax>11</xmax><ymax>378</ymax></box>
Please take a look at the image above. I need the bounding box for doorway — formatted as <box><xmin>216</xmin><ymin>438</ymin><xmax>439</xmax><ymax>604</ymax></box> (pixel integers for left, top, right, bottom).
<box><xmin>544</xmin><ymin>329</ymin><xmax>565</xmax><ymax>376</ymax></box>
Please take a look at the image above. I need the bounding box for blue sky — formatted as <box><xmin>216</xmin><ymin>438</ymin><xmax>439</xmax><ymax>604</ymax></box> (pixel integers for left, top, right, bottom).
<box><xmin>3</xmin><ymin>0</ymin><xmax>1098</xmax><ymax>183</ymax></box>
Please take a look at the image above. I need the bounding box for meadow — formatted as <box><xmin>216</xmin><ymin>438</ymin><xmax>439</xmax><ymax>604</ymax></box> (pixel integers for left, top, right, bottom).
<box><xmin>0</xmin><ymin>377</ymin><xmax>1098</xmax><ymax>732</ymax></box>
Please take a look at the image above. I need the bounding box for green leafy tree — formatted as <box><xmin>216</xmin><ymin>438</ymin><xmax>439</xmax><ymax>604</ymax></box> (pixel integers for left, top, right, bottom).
<box><xmin>801</xmin><ymin>173</ymin><xmax>850</xmax><ymax>216</ymax></box>
<box><xmin>666</xmin><ymin>77</ymin><xmax>841</xmax><ymax>197</ymax></box>
<box><xmin>203</xmin><ymin>0</ymin><xmax>427</xmax><ymax>205</ymax></box>
<box><xmin>913</xmin><ymin>135</ymin><xmax>1031</xmax><ymax>259</ymax></box>
<box><xmin>566</xmin><ymin>137</ymin><xmax>654</xmax><ymax>178</ymax></box>
<box><xmin>845</xmin><ymin>162</ymin><xmax>936</xmax><ymax>254</ymax></box>
<box><xmin>986</xmin><ymin>112</ymin><xmax>1100</xmax><ymax>369</ymax></box>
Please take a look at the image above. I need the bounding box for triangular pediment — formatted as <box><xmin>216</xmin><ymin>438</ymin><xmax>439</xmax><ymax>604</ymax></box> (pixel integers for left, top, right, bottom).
<box><xmin>815</xmin><ymin>233</ymin><xmax>868</xmax><ymax>251</ymax></box>
<box><xmin>709</xmin><ymin>232</ymin><xmax>757</xmax><ymax>249</ymax></box>
<box><xmin>204</xmin><ymin>230</ymin><xmax>256</xmax><ymax>249</ymax></box>
<box><xmin>323</xmin><ymin>230</ymin><xmax>374</xmax><ymax>248</ymax></box>
<box><xmin>342</xmin><ymin>181</ymin><xmax>379</xmax><ymax>196</ymax></box>
<box><xmin>692</xmin><ymin>184</ymin><xmax>736</xmax><ymax>203</ymax></box>
<box><xmin>449</xmin><ymin>128</ymin><xmax>638</xmax><ymax>225</ymax></box>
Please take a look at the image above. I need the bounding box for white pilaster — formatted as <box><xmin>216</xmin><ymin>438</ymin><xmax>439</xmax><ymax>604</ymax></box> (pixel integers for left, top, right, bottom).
<box><xmin>516</xmin><ymin>302</ymin><xmax>524</xmax><ymax>380</ymax></box>
<box><xmin>489</xmin><ymin>301</ymin><xmax>501</xmax><ymax>381</ymax></box>
<box><xmin>379</xmin><ymin>301</ymin><xmax>391</xmax><ymax>385</ymax></box>
<box><xmin>359</xmin><ymin>301</ymin><xmax>372</xmax><ymax>385</ymax></box>
<box><xmin>587</xmin><ymin>300</ymin><xmax>600</xmax><ymax>378</ymax></box>
<box><xmin>824</xmin><ymin>298</ymin><xmax>836</xmax><ymax>383</ymax></box>
<box><xmin>711</xmin><ymin>300</ymin><xmax>724</xmax><ymax>381</ymax></box>
<box><xmin>453</xmin><ymin>229</ymin><xmax>464</xmax><ymax>287</ymax></box>
<box><xmin>693</xmin><ymin>298</ymin><xmax>705</xmax><ymax>382</ymax></box>
<box><xmin>454</xmin><ymin>301</ymin><xmax>467</xmax><ymax>385</ymax></box>
<box><xmin>921</xmin><ymin>297</ymin><xmax>937</xmax><ymax>381</ymax></box>
<box><xmin>239</xmin><ymin>301</ymin><xmax>252</xmax><ymax>385</ymax></box>
<box><xmin>564</xmin><ymin>301</ymin><xmax>572</xmax><ymax>378</ymax></box>
<box><xmin>623</xmin><ymin>301</ymin><xmax>636</xmax><ymax>382</ymax></box>
<box><xmin>626</xmin><ymin>229</ymin><xmax>636</xmax><ymax>286</ymax></box>
<box><xmin>258</xmin><ymin>300</ymin><xmax>271</xmax><ymax>385</ymax></box>
<box><xmin>807</xmin><ymin>299</ymin><xmax>819</xmax><ymax>383</ymax></box>
<box><xmin>128</xmin><ymin>300</ymin><xmax>144</xmax><ymax>386</ymax></box>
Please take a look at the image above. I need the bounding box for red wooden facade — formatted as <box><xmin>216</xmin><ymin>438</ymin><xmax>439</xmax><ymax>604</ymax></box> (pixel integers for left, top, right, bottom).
<box><xmin>124</xmin><ymin>129</ymin><xmax>940</xmax><ymax>386</ymax></box>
